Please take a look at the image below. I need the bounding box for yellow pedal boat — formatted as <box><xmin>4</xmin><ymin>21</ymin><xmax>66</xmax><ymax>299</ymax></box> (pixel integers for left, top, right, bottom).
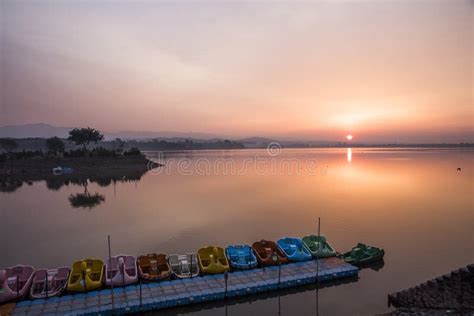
<box><xmin>197</xmin><ymin>246</ymin><xmax>230</xmax><ymax>274</ymax></box>
<box><xmin>67</xmin><ymin>259</ymin><xmax>104</xmax><ymax>292</ymax></box>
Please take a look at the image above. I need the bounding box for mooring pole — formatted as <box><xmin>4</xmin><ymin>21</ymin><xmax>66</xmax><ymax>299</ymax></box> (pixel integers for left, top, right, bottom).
<box><xmin>278</xmin><ymin>257</ymin><xmax>282</xmax><ymax>289</ymax></box>
<box><xmin>16</xmin><ymin>274</ymin><xmax>19</xmax><ymax>299</ymax></box>
<box><xmin>316</xmin><ymin>285</ymin><xmax>319</xmax><ymax>316</ymax></box>
<box><xmin>315</xmin><ymin>217</ymin><xmax>321</xmax><ymax>316</ymax></box>
<box><xmin>108</xmin><ymin>235</ymin><xmax>115</xmax><ymax>314</ymax></box>
<box><xmin>139</xmin><ymin>277</ymin><xmax>143</xmax><ymax>311</ymax></box>
<box><xmin>278</xmin><ymin>293</ymin><xmax>281</xmax><ymax>316</ymax></box>
<box><xmin>45</xmin><ymin>273</ymin><xmax>48</xmax><ymax>300</ymax></box>
<box><xmin>316</xmin><ymin>217</ymin><xmax>321</xmax><ymax>285</ymax></box>
<box><xmin>224</xmin><ymin>271</ymin><xmax>229</xmax><ymax>299</ymax></box>
<box><xmin>122</xmin><ymin>261</ymin><xmax>125</xmax><ymax>287</ymax></box>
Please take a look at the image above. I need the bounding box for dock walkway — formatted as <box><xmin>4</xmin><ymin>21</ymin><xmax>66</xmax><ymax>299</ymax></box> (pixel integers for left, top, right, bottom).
<box><xmin>10</xmin><ymin>257</ymin><xmax>358</xmax><ymax>316</ymax></box>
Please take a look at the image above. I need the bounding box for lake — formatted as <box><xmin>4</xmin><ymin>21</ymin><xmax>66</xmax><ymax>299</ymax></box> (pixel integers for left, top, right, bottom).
<box><xmin>1</xmin><ymin>148</ymin><xmax>473</xmax><ymax>315</ymax></box>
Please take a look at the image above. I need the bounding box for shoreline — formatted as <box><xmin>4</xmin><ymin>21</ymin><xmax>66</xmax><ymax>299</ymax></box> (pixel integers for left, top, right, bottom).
<box><xmin>0</xmin><ymin>155</ymin><xmax>161</xmax><ymax>187</ymax></box>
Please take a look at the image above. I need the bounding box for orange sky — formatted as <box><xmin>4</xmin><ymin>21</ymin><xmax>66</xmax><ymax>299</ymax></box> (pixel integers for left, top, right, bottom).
<box><xmin>1</xmin><ymin>0</ymin><xmax>473</xmax><ymax>142</ymax></box>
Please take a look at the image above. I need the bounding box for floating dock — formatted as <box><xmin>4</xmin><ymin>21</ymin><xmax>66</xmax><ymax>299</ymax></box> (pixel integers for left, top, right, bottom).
<box><xmin>9</xmin><ymin>257</ymin><xmax>357</xmax><ymax>316</ymax></box>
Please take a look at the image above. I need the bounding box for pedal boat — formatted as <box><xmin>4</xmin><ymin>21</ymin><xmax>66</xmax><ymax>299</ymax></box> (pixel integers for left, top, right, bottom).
<box><xmin>276</xmin><ymin>237</ymin><xmax>312</xmax><ymax>262</ymax></box>
<box><xmin>197</xmin><ymin>246</ymin><xmax>230</xmax><ymax>274</ymax></box>
<box><xmin>30</xmin><ymin>267</ymin><xmax>70</xmax><ymax>299</ymax></box>
<box><xmin>252</xmin><ymin>239</ymin><xmax>288</xmax><ymax>266</ymax></box>
<box><xmin>225</xmin><ymin>245</ymin><xmax>258</xmax><ymax>270</ymax></box>
<box><xmin>137</xmin><ymin>253</ymin><xmax>171</xmax><ymax>282</ymax></box>
<box><xmin>67</xmin><ymin>259</ymin><xmax>104</xmax><ymax>292</ymax></box>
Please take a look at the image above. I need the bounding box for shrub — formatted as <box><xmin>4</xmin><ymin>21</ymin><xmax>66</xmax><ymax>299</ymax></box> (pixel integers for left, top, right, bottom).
<box><xmin>123</xmin><ymin>147</ymin><xmax>142</xmax><ymax>156</ymax></box>
<box><xmin>64</xmin><ymin>149</ymin><xmax>87</xmax><ymax>158</ymax></box>
<box><xmin>91</xmin><ymin>147</ymin><xmax>118</xmax><ymax>157</ymax></box>
<box><xmin>46</xmin><ymin>137</ymin><xmax>65</xmax><ymax>154</ymax></box>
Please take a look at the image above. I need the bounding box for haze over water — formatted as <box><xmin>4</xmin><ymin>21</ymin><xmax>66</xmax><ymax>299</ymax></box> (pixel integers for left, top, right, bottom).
<box><xmin>1</xmin><ymin>148</ymin><xmax>472</xmax><ymax>315</ymax></box>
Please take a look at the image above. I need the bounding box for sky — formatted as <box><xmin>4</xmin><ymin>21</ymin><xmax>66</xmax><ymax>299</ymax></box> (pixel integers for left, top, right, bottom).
<box><xmin>1</xmin><ymin>0</ymin><xmax>472</xmax><ymax>143</ymax></box>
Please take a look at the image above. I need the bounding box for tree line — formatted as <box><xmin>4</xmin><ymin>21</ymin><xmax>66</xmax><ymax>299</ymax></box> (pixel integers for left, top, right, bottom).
<box><xmin>0</xmin><ymin>127</ymin><xmax>105</xmax><ymax>154</ymax></box>
<box><xmin>0</xmin><ymin>127</ymin><xmax>245</xmax><ymax>154</ymax></box>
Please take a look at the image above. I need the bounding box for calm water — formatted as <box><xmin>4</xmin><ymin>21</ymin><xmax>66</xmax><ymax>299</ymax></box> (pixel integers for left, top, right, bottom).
<box><xmin>1</xmin><ymin>148</ymin><xmax>473</xmax><ymax>315</ymax></box>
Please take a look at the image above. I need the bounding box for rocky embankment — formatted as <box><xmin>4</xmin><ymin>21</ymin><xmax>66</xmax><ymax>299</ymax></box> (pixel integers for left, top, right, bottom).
<box><xmin>388</xmin><ymin>264</ymin><xmax>474</xmax><ymax>314</ymax></box>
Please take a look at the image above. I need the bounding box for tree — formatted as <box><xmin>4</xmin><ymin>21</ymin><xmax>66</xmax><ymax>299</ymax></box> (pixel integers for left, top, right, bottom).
<box><xmin>0</xmin><ymin>138</ymin><xmax>18</xmax><ymax>152</ymax></box>
<box><xmin>46</xmin><ymin>137</ymin><xmax>65</xmax><ymax>154</ymax></box>
<box><xmin>67</xmin><ymin>127</ymin><xmax>104</xmax><ymax>150</ymax></box>
<box><xmin>113</xmin><ymin>138</ymin><xmax>124</xmax><ymax>153</ymax></box>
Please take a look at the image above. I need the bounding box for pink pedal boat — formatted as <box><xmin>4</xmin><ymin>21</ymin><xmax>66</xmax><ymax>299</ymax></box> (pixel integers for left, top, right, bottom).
<box><xmin>0</xmin><ymin>265</ymin><xmax>35</xmax><ymax>304</ymax></box>
<box><xmin>30</xmin><ymin>267</ymin><xmax>70</xmax><ymax>299</ymax></box>
<box><xmin>105</xmin><ymin>255</ymin><xmax>138</xmax><ymax>287</ymax></box>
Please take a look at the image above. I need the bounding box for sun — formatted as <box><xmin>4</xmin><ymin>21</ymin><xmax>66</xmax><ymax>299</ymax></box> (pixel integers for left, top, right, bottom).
<box><xmin>346</xmin><ymin>134</ymin><xmax>353</xmax><ymax>141</ymax></box>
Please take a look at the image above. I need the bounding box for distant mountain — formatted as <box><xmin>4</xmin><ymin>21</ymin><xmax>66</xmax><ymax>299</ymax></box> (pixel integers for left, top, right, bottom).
<box><xmin>0</xmin><ymin>123</ymin><xmax>220</xmax><ymax>140</ymax></box>
<box><xmin>0</xmin><ymin>123</ymin><xmax>71</xmax><ymax>138</ymax></box>
<box><xmin>239</xmin><ymin>137</ymin><xmax>332</xmax><ymax>148</ymax></box>
<box><xmin>2</xmin><ymin>123</ymin><xmax>471</xmax><ymax>147</ymax></box>
<box><xmin>107</xmin><ymin>130</ymin><xmax>219</xmax><ymax>140</ymax></box>
<box><xmin>238</xmin><ymin>137</ymin><xmax>277</xmax><ymax>148</ymax></box>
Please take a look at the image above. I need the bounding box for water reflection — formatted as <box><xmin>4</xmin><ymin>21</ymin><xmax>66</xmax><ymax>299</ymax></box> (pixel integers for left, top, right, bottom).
<box><xmin>0</xmin><ymin>179</ymin><xmax>25</xmax><ymax>192</ymax></box>
<box><xmin>68</xmin><ymin>182</ymin><xmax>106</xmax><ymax>209</ymax></box>
<box><xmin>0</xmin><ymin>173</ymin><xmax>146</xmax><ymax>193</ymax></box>
<box><xmin>362</xmin><ymin>259</ymin><xmax>385</xmax><ymax>272</ymax></box>
<box><xmin>347</xmin><ymin>148</ymin><xmax>352</xmax><ymax>163</ymax></box>
<box><xmin>1</xmin><ymin>148</ymin><xmax>473</xmax><ymax>315</ymax></box>
<box><xmin>0</xmin><ymin>166</ymin><xmax>150</xmax><ymax>209</ymax></box>
<box><xmin>146</xmin><ymin>274</ymin><xmax>358</xmax><ymax>315</ymax></box>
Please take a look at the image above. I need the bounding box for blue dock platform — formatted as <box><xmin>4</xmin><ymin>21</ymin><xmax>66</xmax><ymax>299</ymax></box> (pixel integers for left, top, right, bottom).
<box><xmin>10</xmin><ymin>257</ymin><xmax>358</xmax><ymax>315</ymax></box>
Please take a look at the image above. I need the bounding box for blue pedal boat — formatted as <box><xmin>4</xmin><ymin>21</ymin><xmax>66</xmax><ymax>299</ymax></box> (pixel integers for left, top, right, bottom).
<box><xmin>276</xmin><ymin>237</ymin><xmax>312</xmax><ymax>262</ymax></box>
<box><xmin>225</xmin><ymin>245</ymin><xmax>258</xmax><ymax>270</ymax></box>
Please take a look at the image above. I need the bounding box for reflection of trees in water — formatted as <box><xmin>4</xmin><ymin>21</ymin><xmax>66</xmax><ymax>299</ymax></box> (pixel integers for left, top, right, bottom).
<box><xmin>69</xmin><ymin>192</ymin><xmax>105</xmax><ymax>209</ymax></box>
<box><xmin>2</xmin><ymin>174</ymin><xmax>143</xmax><ymax>210</ymax></box>
<box><xmin>68</xmin><ymin>182</ymin><xmax>105</xmax><ymax>209</ymax></box>
<box><xmin>0</xmin><ymin>180</ymin><xmax>24</xmax><ymax>192</ymax></box>
<box><xmin>2</xmin><ymin>173</ymin><xmax>143</xmax><ymax>192</ymax></box>
<box><xmin>64</xmin><ymin>176</ymin><xmax>142</xmax><ymax>210</ymax></box>
<box><xmin>0</xmin><ymin>180</ymin><xmax>35</xmax><ymax>192</ymax></box>
<box><xmin>46</xmin><ymin>179</ymin><xmax>64</xmax><ymax>191</ymax></box>
<box><xmin>97</xmin><ymin>178</ymin><xmax>112</xmax><ymax>187</ymax></box>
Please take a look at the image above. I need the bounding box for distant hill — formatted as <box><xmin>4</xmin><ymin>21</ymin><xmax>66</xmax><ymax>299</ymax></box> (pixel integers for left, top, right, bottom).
<box><xmin>238</xmin><ymin>137</ymin><xmax>277</xmax><ymax>148</ymax></box>
<box><xmin>0</xmin><ymin>123</ymin><xmax>219</xmax><ymax>140</ymax></box>
<box><xmin>0</xmin><ymin>123</ymin><xmax>71</xmax><ymax>138</ymax></box>
<box><xmin>238</xmin><ymin>137</ymin><xmax>334</xmax><ymax>148</ymax></box>
<box><xmin>1</xmin><ymin>124</ymin><xmax>472</xmax><ymax>148</ymax></box>
<box><xmin>108</xmin><ymin>130</ymin><xmax>219</xmax><ymax>140</ymax></box>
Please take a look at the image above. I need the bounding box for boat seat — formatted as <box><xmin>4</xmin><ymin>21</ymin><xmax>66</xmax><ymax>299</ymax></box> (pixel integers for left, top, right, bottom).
<box><xmin>55</xmin><ymin>276</ymin><xmax>68</xmax><ymax>281</ymax></box>
<box><xmin>7</xmin><ymin>276</ymin><xmax>17</xmax><ymax>282</ymax></box>
<box><xmin>169</xmin><ymin>256</ymin><xmax>179</xmax><ymax>266</ymax></box>
<box><xmin>89</xmin><ymin>272</ymin><xmax>101</xmax><ymax>281</ymax></box>
<box><xmin>125</xmin><ymin>267</ymin><xmax>136</xmax><ymax>276</ymax></box>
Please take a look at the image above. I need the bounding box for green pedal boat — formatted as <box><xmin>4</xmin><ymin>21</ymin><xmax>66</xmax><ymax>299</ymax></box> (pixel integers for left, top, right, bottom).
<box><xmin>302</xmin><ymin>235</ymin><xmax>336</xmax><ymax>258</ymax></box>
<box><xmin>341</xmin><ymin>243</ymin><xmax>385</xmax><ymax>265</ymax></box>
